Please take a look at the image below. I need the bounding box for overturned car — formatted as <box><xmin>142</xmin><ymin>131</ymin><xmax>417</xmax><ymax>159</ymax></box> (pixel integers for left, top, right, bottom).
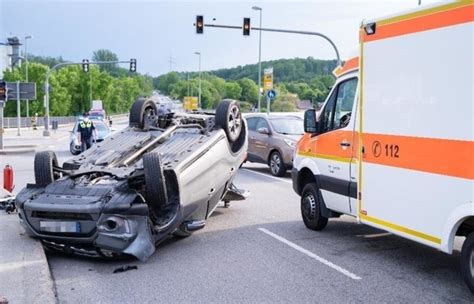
<box><xmin>16</xmin><ymin>99</ymin><xmax>247</xmax><ymax>261</ymax></box>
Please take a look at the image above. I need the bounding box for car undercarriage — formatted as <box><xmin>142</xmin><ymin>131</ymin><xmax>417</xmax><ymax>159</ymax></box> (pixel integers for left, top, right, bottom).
<box><xmin>15</xmin><ymin>98</ymin><xmax>248</xmax><ymax>261</ymax></box>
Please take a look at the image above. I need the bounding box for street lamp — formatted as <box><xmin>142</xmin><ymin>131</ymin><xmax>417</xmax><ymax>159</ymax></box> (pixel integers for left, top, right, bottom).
<box><xmin>24</xmin><ymin>35</ymin><xmax>32</xmax><ymax>118</ymax></box>
<box><xmin>252</xmin><ymin>6</ymin><xmax>262</xmax><ymax>112</ymax></box>
<box><xmin>194</xmin><ymin>51</ymin><xmax>202</xmax><ymax>109</ymax></box>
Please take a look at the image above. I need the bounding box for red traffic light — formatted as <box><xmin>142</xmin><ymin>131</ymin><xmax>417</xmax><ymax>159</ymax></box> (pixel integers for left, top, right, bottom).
<box><xmin>196</xmin><ymin>15</ymin><xmax>204</xmax><ymax>34</ymax></box>
<box><xmin>243</xmin><ymin>18</ymin><xmax>250</xmax><ymax>36</ymax></box>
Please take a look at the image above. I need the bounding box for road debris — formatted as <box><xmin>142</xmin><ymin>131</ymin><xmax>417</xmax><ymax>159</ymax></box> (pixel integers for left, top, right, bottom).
<box><xmin>113</xmin><ymin>265</ymin><xmax>138</xmax><ymax>274</ymax></box>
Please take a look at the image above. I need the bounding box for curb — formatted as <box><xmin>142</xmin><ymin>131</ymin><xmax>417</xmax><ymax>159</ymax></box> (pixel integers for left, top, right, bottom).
<box><xmin>0</xmin><ymin>214</ymin><xmax>56</xmax><ymax>304</ymax></box>
<box><xmin>0</xmin><ymin>148</ymin><xmax>36</xmax><ymax>155</ymax></box>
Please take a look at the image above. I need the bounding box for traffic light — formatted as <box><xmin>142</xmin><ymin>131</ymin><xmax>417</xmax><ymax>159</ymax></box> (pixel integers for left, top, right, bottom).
<box><xmin>82</xmin><ymin>59</ymin><xmax>89</xmax><ymax>73</ymax></box>
<box><xmin>0</xmin><ymin>80</ymin><xmax>7</xmax><ymax>101</ymax></box>
<box><xmin>130</xmin><ymin>58</ymin><xmax>137</xmax><ymax>72</ymax></box>
<box><xmin>196</xmin><ymin>15</ymin><xmax>204</xmax><ymax>34</ymax></box>
<box><xmin>243</xmin><ymin>18</ymin><xmax>250</xmax><ymax>36</ymax></box>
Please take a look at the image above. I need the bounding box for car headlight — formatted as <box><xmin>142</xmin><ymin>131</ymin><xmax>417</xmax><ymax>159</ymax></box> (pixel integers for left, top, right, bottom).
<box><xmin>284</xmin><ymin>139</ymin><xmax>296</xmax><ymax>148</ymax></box>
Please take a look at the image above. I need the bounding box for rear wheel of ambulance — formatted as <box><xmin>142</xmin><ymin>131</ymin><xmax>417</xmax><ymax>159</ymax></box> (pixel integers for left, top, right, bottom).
<box><xmin>300</xmin><ymin>183</ymin><xmax>328</xmax><ymax>231</ymax></box>
<box><xmin>461</xmin><ymin>232</ymin><xmax>474</xmax><ymax>293</ymax></box>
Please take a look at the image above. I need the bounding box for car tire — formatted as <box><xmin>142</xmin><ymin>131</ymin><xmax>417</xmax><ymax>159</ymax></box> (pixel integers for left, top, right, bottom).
<box><xmin>461</xmin><ymin>232</ymin><xmax>474</xmax><ymax>293</ymax></box>
<box><xmin>172</xmin><ymin>226</ymin><xmax>192</xmax><ymax>238</ymax></box>
<box><xmin>129</xmin><ymin>98</ymin><xmax>157</xmax><ymax>129</ymax></box>
<box><xmin>34</xmin><ymin>151</ymin><xmax>59</xmax><ymax>186</ymax></box>
<box><xmin>269</xmin><ymin>151</ymin><xmax>286</xmax><ymax>177</ymax></box>
<box><xmin>300</xmin><ymin>183</ymin><xmax>328</xmax><ymax>231</ymax></box>
<box><xmin>143</xmin><ymin>152</ymin><xmax>168</xmax><ymax>222</ymax></box>
<box><xmin>215</xmin><ymin>99</ymin><xmax>242</xmax><ymax>143</ymax></box>
<box><xmin>69</xmin><ymin>144</ymin><xmax>80</xmax><ymax>155</ymax></box>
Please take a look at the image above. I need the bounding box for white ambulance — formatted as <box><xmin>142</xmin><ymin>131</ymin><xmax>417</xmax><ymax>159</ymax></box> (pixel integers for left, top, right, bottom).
<box><xmin>291</xmin><ymin>1</ymin><xmax>474</xmax><ymax>291</ymax></box>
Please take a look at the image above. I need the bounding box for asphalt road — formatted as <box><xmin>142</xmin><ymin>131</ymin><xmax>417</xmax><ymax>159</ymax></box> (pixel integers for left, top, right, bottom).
<box><xmin>3</xmin><ymin>122</ymin><xmax>472</xmax><ymax>303</ymax></box>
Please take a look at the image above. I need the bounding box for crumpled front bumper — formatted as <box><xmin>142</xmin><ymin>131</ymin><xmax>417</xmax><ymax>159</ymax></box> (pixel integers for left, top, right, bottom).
<box><xmin>16</xmin><ymin>187</ymin><xmax>156</xmax><ymax>261</ymax></box>
<box><xmin>19</xmin><ymin>208</ymin><xmax>156</xmax><ymax>261</ymax></box>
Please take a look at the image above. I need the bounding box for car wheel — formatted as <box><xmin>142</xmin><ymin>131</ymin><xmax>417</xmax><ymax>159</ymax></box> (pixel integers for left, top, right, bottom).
<box><xmin>269</xmin><ymin>151</ymin><xmax>286</xmax><ymax>177</ymax></box>
<box><xmin>300</xmin><ymin>183</ymin><xmax>328</xmax><ymax>231</ymax></box>
<box><xmin>34</xmin><ymin>151</ymin><xmax>59</xmax><ymax>186</ymax></box>
<box><xmin>172</xmin><ymin>226</ymin><xmax>192</xmax><ymax>239</ymax></box>
<box><xmin>215</xmin><ymin>99</ymin><xmax>242</xmax><ymax>143</ymax></box>
<box><xmin>69</xmin><ymin>143</ymin><xmax>80</xmax><ymax>155</ymax></box>
<box><xmin>129</xmin><ymin>98</ymin><xmax>157</xmax><ymax>129</ymax></box>
<box><xmin>143</xmin><ymin>152</ymin><xmax>168</xmax><ymax>222</ymax></box>
<box><xmin>461</xmin><ymin>232</ymin><xmax>474</xmax><ymax>293</ymax></box>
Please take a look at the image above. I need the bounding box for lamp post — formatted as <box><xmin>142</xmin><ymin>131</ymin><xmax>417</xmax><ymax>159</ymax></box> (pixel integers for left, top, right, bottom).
<box><xmin>194</xmin><ymin>52</ymin><xmax>202</xmax><ymax>109</ymax></box>
<box><xmin>24</xmin><ymin>35</ymin><xmax>32</xmax><ymax>118</ymax></box>
<box><xmin>252</xmin><ymin>6</ymin><xmax>262</xmax><ymax>112</ymax></box>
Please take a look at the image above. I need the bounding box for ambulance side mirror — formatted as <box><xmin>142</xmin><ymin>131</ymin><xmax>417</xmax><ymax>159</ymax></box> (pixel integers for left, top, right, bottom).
<box><xmin>304</xmin><ymin>109</ymin><xmax>318</xmax><ymax>134</ymax></box>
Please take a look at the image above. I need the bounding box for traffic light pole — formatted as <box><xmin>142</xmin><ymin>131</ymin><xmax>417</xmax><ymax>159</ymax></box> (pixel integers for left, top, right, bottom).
<box><xmin>43</xmin><ymin>60</ymin><xmax>134</xmax><ymax>136</ymax></box>
<box><xmin>203</xmin><ymin>23</ymin><xmax>341</xmax><ymax>66</ymax></box>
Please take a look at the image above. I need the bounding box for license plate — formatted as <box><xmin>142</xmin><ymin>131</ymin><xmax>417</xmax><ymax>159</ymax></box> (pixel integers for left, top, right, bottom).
<box><xmin>39</xmin><ymin>221</ymin><xmax>81</xmax><ymax>233</ymax></box>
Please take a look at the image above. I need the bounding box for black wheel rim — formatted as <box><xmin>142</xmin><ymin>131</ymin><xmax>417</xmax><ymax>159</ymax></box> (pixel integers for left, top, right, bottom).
<box><xmin>302</xmin><ymin>192</ymin><xmax>317</xmax><ymax>219</ymax></box>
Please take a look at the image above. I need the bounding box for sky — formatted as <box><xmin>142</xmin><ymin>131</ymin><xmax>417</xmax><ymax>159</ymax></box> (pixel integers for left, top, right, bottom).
<box><xmin>0</xmin><ymin>0</ymin><xmax>441</xmax><ymax>77</ymax></box>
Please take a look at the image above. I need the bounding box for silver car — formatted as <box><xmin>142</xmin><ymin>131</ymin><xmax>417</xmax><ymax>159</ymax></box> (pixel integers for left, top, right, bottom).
<box><xmin>16</xmin><ymin>98</ymin><xmax>248</xmax><ymax>261</ymax></box>
<box><xmin>245</xmin><ymin>114</ymin><xmax>304</xmax><ymax>176</ymax></box>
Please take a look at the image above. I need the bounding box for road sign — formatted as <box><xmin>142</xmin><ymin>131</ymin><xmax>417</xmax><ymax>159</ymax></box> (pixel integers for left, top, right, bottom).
<box><xmin>6</xmin><ymin>82</ymin><xmax>37</xmax><ymax>100</ymax></box>
<box><xmin>267</xmin><ymin>89</ymin><xmax>276</xmax><ymax>100</ymax></box>
<box><xmin>263</xmin><ymin>67</ymin><xmax>273</xmax><ymax>90</ymax></box>
<box><xmin>183</xmin><ymin>96</ymin><xmax>198</xmax><ymax>111</ymax></box>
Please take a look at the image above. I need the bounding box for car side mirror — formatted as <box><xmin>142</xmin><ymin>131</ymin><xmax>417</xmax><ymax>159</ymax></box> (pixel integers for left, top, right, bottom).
<box><xmin>257</xmin><ymin>127</ymin><xmax>270</xmax><ymax>135</ymax></box>
<box><xmin>304</xmin><ymin>109</ymin><xmax>318</xmax><ymax>134</ymax></box>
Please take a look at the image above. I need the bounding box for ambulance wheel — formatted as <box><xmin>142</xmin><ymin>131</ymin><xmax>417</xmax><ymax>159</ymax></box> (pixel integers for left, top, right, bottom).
<box><xmin>215</xmin><ymin>99</ymin><xmax>242</xmax><ymax>143</ymax></box>
<box><xmin>129</xmin><ymin>98</ymin><xmax>157</xmax><ymax>129</ymax></box>
<box><xmin>301</xmin><ymin>183</ymin><xmax>328</xmax><ymax>231</ymax></box>
<box><xmin>461</xmin><ymin>232</ymin><xmax>474</xmax><ymax>293</ymax></box>
<box><xmin>34</xmin><ymin>151</ymin><xmax>59</xmax><ymax>186</ymax></box>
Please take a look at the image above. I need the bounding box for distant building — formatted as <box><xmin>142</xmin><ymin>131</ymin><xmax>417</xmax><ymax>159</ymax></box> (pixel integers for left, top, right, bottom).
<box><xmin>0</xmin><ymin>36</ymin><xmax>23</xmax><ymax>79</ymax></box>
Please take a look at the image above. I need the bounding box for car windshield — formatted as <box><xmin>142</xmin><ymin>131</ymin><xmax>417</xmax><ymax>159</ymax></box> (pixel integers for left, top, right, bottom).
<box><xmin>269</xmin><ymin>118</ymin><xmax>304</xmax><ymax>135</ymax></box>
<box><xmin>94</xmin><ymin>122</ymin><xmax>108</xmax><ymax>132</ymax></box>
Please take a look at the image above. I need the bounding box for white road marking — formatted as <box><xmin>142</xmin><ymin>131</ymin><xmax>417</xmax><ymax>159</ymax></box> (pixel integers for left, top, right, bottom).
<box><xmin>356</xmin><ymin>232</ymin><xmax>391</xmax><ymax>239</ymax></box>
<box><xmin>242</xmin><ymin>169</ymin><xmax>292</xmax><ymax>184</ymax></box>
<box><xmin>258</xmin><ymin>228</ymin><xmax>362</xmax><ymax>280</ymax></box>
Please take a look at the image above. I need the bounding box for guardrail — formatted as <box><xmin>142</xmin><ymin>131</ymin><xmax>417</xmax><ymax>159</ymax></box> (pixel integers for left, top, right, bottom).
<box><xmin>2</xmin><ymin>113</ymin><xmax>129</xmax><ymax>129</ymax></box>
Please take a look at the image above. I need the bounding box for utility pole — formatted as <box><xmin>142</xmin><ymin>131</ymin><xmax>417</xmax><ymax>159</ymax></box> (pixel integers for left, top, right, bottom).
<box><xmin>24</xmin><ymin>35</ymin><xmax>32</xmax><ymax>119</ymax></box>
<box><xmin>169</xmin><ymin>56</ymin><xmax>175</xmax><ymax>72</ymax></box>
<box><xmin>252</xmin><ymin>6</ymin><xmax>263</xmax><ymax>112</ymax></box>
<box><xmin>16</xmin><ymin>81</ymin><xmax>20</xmax><ymax>136</ymax></box>
<box><xmin>194</xmin><ymin>52</ymin><xmax>202</xmax><ymax>108</ymax></box>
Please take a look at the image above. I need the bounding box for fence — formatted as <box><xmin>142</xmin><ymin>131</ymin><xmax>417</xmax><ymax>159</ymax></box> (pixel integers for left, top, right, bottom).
<box><xmin>2</xmin><ymin>113</ymin><xmax>129</xmax><ymax>129</ymax></box>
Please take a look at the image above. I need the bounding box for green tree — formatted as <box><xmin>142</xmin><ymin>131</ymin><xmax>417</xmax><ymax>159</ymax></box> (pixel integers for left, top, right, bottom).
<box><xmin>154</xmin><ymin>72</ymin><xmax>181</xmax><ymax>95</ymax></box>
<box><xmin>92</xmin><ymin>49</ymin><xmax>119</xmax><ymax>75</ymax></box>
<box><xmin>224</xmin><ymin>82</ymin><xmax>242</xmax><ymax>100</ymax></box>
<box><xmin>237</xmin><ymin>78</ymin><xmax>258</xmax><ymax>104</ymax></box>
<box><xmin>272</xmin><ymin>92</ymin><xmax>298</xmax><ymax>112</ymax></box>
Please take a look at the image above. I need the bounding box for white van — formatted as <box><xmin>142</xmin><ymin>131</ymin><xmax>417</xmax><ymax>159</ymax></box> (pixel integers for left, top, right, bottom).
<box><xmin>292</xmin><ymin>1</ymin><xmax>474</xmax><ymax>291</ymax></box>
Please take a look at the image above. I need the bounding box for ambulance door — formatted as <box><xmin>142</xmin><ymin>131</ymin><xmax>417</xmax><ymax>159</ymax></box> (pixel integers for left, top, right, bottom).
<box><xmin>313</xmin><ymin>77</ymin><xmax>358</xmax><ymax>214</ymax></box>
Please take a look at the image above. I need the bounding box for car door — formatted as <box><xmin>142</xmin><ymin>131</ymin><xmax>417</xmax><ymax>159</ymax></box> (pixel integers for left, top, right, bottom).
<box><xmin>309</xmin><ymin>77</ymin><xmax>358</xmax><ymax>214</ymax></box>
<box><xmin>246</xmin><ymin>117</ymin><xmax>261</xmax><ymax>162</ymax></box>
<box><xmin>254</xmin><ymin>118</ymin><xmax>271</xmax><ymax>162</ymax></box>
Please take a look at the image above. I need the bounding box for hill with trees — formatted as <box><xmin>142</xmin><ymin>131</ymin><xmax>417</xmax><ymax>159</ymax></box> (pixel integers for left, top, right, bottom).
<box><xmin>153</xmin><ymin>57</ymin><xmax>336</xmax><ymax>112</ymax></box>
